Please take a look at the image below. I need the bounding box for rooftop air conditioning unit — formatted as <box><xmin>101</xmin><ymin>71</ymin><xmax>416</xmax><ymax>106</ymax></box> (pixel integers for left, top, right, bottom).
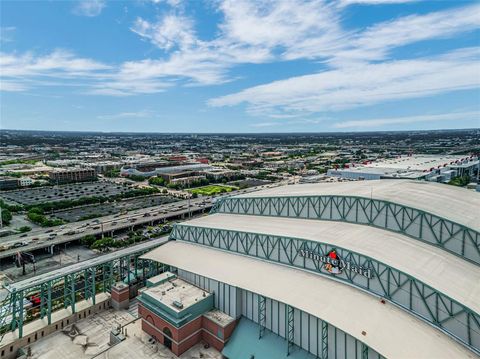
<box><xmin>172</xmin><ymin>300</ymin><xmax>184</xmax><ymax>309</ymax></box>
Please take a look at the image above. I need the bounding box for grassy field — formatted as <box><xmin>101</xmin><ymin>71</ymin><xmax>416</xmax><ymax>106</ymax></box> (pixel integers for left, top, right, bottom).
<box><xmin>187</xmin><ymin>184</ymin><xmax>238</xmax><ymax>196</ymax></box>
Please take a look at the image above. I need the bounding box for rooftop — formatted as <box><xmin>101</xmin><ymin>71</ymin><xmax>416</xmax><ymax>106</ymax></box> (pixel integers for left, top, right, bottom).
<box><xmin>143</xmin><ymin>277</ymin><xmax>210</xmax><ymax>313</ymax></box>
<box><xmin>233</xmin><ymin>180</ymin><xmax>480</xmax><ymax>231</ymax></box>
<box><xmin>143</xmin><ymin>241</ymin><xmax>476</xmax><ymax>359</ymax></box>
<box><xmin>203</xmin><ymin>309</ymin><xmax>235</xmax><ymax>327</ymax></box>
<box><xmin>180</xmin><ymin>213</ymin><xmax>480</xmax><ymax>313</ymax></box>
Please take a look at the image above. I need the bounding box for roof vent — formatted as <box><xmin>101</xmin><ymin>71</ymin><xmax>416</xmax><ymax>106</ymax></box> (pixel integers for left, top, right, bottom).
<box><xmin>172</xmin><ymin>300</ymin><xmax>184</xmax><ymax>309</ymax></box>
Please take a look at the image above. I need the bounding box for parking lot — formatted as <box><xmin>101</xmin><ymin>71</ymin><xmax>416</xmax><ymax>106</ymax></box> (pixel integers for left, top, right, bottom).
<box><xmin>0</xmin><ymin>182</ymin><xmax>130</xmax><ymax>206</ymax></box>
<box><xmin>52</xmin><ymin>195</ymin><xmax>178</xmax><ymax>221</ymax></box>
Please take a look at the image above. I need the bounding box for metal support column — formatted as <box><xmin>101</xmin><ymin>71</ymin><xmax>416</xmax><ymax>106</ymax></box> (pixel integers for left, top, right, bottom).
<box><xmin>142</xmin><ymin>258</ymin><xmax>147</xmax><ymax>286</ymax></box>
<box><xmin>40</xmin><ymin>283</ymin><xmax>47</xmax><ymax>320</ymax></box>
<box><xmin>84</xmin><ymin>267</ymin><xmax>96</xmax><ymax>304</ymax></box>
<box><xmin>47</xmin><ymin>282</ymin><xmax>52</xmax><ymax>324</ymax></box>
<box><xmin>258</xmin><ymin>295</ymin><xmax>266</xmax><ymax>339</ymax></box>
<box><xmin>286</xmin><ymin>305</ymin><xmax>294</xmax><ymax>356</ymax></box>
<box><xmin>322</xmin><ymin>321</ymin><xmax>328</xmax><ymax>359</ymax></box>
<box><xmin>103</xmin><ymin>262</ymin><xmax>113</xmax><ymax>293</ymax></box>
<box><xmin>10</xmin><ymin>290</ymin><xmax>24</xmax><ymax>338</ymax></box>
<box><xmin>126</xmin><ymin>255</ymin><xmax>131</xmax><ymax>285</ymax></box>
<box><xmin>362</xmin><ymin>343</ymin><xmax>369</xmax><ymax>359</ymax></box>
<box><xmin>10</xmin><ymin>289</ymin><xmax>18</xmax><ymax>332</ymax></box>
<box><xmin>17</xmin><ymin>290</ymin><xmax>23</xmax><ymax>338</ymax></box>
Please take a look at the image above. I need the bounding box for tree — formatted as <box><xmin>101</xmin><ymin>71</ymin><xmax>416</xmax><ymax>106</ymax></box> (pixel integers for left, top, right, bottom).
<box><xmin>148</xmin><ymin>176</ymin><xmax>166</xmax><ymax>186</ymax></box>
<box><xmin>18</xmin><ymin>226</ymin><xmax>32</xmax><ymax>233</ymax></box>
<box><xmin>1</xmin><ymin>208</ymin><xmax>12</xmax><ymax>226</ymax></box>
<box><xmin>81</xmin><ymin>234</ymin><xmax>97</xmax><ymax>246</ymax></box>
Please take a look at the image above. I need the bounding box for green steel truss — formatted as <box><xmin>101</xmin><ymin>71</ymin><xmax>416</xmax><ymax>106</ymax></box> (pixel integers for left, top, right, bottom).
<box><xmin>322</xmin><ymin>321</ymin><xmax>328</xmax><ymax>359</ymax></box>
<box><xmin>258</xmin><ymin>295</ymin><xmax>266</xmax><ymax>339</ymax></box>
<box><xmin>286</xmin><ymin>305</ymin><xmax>294</xmax><ymax>355</ymax></box>
<box><xmin>211</xmin><ymin>195</ymin><xmax>480</xmax><ymax>265</ymax></box>
<box><xmin>0</xmin><ymin>245</ymin><xmax>164</xmax><ymax>344</ymax></box>
<box><xmin>171</xmin><ymin>224</ymin><xmax>480</xmax><ymax>355</ymax></box>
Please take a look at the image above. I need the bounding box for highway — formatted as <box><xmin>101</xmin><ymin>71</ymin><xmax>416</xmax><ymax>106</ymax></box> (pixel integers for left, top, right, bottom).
<box><xmin>0</xmin><ymin>183</ymin><xmax>283</xmax><ymax>260</ymax></box>
<box><xmin>8</xmin><ymin>235</ymin><xmax>170</xmax><ymax>292</ymax></box>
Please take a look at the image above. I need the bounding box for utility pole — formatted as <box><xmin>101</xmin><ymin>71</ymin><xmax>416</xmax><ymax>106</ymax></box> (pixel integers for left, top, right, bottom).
<box><xmin>0</xmin><ymin>206</ymin><xmax>3</xmax><ymax>229</ymax></box>
<box><xmin>188</xmin><ymin>196</ymin><xmax>191</xmax><ymax>219</ymax></box>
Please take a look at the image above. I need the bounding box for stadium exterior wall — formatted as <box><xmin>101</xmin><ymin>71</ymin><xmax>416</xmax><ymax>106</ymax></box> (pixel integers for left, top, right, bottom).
<box><xmin>170</xmin><ymin>226</ymin><xmax>480</xmax><ymax>353</ymax></box>
<box><xmin>176</xmin><ymin>268</ymin><xmax>384</xmax><ymax>359</ymax></box>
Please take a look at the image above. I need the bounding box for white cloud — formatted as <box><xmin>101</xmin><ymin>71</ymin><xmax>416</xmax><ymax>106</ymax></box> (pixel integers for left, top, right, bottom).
<box><xmin>338</xmin><ymin>3</ymin><xmax>480</xmax><ymax>64</ymax></box>
<box><xmin>209</xmin><ymin>48</ymin><xmax>480</xmax><ymax>115</ymax></box>
<box><xmin>334</xmin><ymin>111</ymin><xmax>480</xmax><ymax>128</ymax></box>
<box><xmin>131</xmin><ymin>15</ymin><xmax>196</xmax><ymax>51</ymax></box>
<box><xmin>0</xmin><ymin>27</ymin><xmax>15</xmax><ymax>43</ymax></box>
<box><xmin>121</xmin><ymin>0</ymin><xmax>341</xmax><ymax>88</ymax></box>
<box><xmin>73</xmin><ymin>0</ymin><xmax>106</xmax><ymax>17</ymax></box>
<box><xmin>0</xmin><ymin>50</ymin><xmax>111</xmax><ymax>91</ymax></box>
<box><xmin>97</xmin><ymin>110</ymin><xmax>153</xmax><ymax>120</ymax></box>
<box><xmin>337</xmin><ymin>0</ymin><xmax>418</xmax><ymax>7</ymax></box>
<box><xmin>2</xmin><ymin>0</ymin><xmax>480</xmax><ymax>105</ymax></box>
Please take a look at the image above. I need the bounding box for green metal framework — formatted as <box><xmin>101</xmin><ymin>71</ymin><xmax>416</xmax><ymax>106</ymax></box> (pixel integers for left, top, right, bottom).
<box><xmin>171</xmin><ymin>225</ymin><xmax>480</xmax><ymax>354</ymax></box>
<box><xmin>362</xmin><ymin>343</ymin><xmax>369</xmax><ymax>359</ymax></box>
<box><xmin>258</xmin><ymin>295</ymin><xmax>266</xmax><ymax>339</ymax></box>
<box><xmin>322</xmin><ymin>321</ymin><xmax>329</xmax><ymax>359</ymax></box>
<box><xmin>177</xmin><ymin>263</ymin><xmax>385</xmax><ymax>358</ymax></box>
<box><xmin>211</xmin><ymin>195</ymin><xmax>480</xmax><ymax>265</ymax></box>
<box><xmin>0</xmin><ymin>242</ymin><xmax>165</xmax><ymax>344</ymax></box>
<box><xmin>286</xmin><ymin>305</ymin><xmax>294</xmax><ymax>355</ymax></box>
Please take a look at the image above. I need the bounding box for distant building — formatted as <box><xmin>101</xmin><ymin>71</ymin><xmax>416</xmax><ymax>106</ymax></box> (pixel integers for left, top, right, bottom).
<box><xmin>18</xmin><ymin>177</ymin><xmax>33</xmax><ymax>187</ymax></box>
<box><xmin>49</xmin><ymin>168</ymin><xmax>96</xmax><ymax>183</ymax></box>
<box><xmin>327</xmin><ymin>154</ymin><xmax>479</xmax><ymax>182</ymax></box>
<box><xmin>0</xmin><ymin>176</ymin><xmax>19</xmax><ymax>190</ymax></box>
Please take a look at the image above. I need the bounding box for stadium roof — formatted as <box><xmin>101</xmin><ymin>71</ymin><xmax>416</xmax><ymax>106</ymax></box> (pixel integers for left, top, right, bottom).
<box><xmin>143</xmin><ymin>241</ymin><xmax>476</xmax><ymax>359</ymax></box>
<box><xmin>234</xmin><ymin>180</ymin><xmax>480</xmax><ymax>231</ymax></box>
<box><xmin>181</xmin><ymin>214</ymin><xmax>480</xmax><ymax>312</ymax></box>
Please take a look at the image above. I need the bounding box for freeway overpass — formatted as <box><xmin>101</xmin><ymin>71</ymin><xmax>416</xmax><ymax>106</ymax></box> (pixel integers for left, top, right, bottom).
<box><xmin>0</xmin><ymin>183</ymin><xmax>283</xmax><ymax>260</ymax></box>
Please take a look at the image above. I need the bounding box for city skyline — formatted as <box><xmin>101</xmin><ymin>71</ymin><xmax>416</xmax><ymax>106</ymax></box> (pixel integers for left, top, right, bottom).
<box><xmin>1</xmin><ymin>0</ymin><xmax>480</xmax><ymax>132</ymax></box>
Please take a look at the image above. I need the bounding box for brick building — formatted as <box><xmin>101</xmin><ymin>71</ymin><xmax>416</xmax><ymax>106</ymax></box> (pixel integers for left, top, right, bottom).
<box><xmin>137</xmin><ymin>272</ymin><xmax>235</xmax><ymax>356</ymax></box>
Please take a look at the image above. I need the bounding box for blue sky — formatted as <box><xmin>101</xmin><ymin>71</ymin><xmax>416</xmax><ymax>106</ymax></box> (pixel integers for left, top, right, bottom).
<box><xmin>1</xmin><ymin>0</ymin><xmax>479</xmax><ymax>133</ymax></box>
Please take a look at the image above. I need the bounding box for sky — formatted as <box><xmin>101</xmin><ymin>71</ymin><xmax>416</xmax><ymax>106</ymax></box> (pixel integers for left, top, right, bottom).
<box><xmin>0</xmin><ymin>0</ymin><xmax>479</xmax><ymax>133</ymax></box>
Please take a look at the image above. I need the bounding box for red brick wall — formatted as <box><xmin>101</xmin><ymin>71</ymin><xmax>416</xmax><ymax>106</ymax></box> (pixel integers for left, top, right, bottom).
<box><xmin>138</xmin><ymin>303</ymin><xmax>237</xmax><ymax>356</ymax></box>
<box><xmin>111</xmin><ymin>288</ymin><xmax>129</xmax><ymax>302</ymax></box>
<box><xmin>177</xmin><ymin>331</ymin><xmax>203</xmax><ymax>355</ymax></box>
<box><xmin>138</xmin><ymin>304</ymin><xmax>180</xmax><ymax>342</ymax></box>
<box><xmin>224</xmin><ymin>320</ymin><xmax>236</xmax><ymax>340</ymax></box>
<box><xmin>202</xmin><ymin>329</ymin><xmax>225</xmax><ymax>352</ymax></box>
<box><xmin>201</xmin><ymin>316</ymin><xmax>236</xmax><ymax>351</ymax></box>
<box><xmin>178</xmin><ymin>316</ymin><xmax>202</xmax><ymax>339</ymax></box>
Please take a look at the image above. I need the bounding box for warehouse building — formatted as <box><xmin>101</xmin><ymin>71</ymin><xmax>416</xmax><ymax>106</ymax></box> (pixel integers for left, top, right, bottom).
<box><xmin>327</xmin><ymin>154</ymin><xmax>479</xmax><ymax>181</ymax></box>
<box><xmin>142</xmin><ymin>180</ymin><xmax>480</xmax><ymax>358</ymax></box>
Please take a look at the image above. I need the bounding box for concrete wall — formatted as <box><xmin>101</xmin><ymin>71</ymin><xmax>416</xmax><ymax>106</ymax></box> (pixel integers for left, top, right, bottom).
<box><xmin>0</xmin><ymin>297</ymin><xmax>111</xmax><ymax>359</ymax></box>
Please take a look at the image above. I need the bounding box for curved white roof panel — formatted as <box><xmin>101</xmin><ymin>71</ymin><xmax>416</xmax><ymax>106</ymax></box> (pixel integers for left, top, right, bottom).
<box><xmin>143</xmin><ymin>241</ymin><xmax>476</xmax><ymax>359</ymax></box>
<box><xmin>233</xmin><ymin>180</ymin><xmax>480</xmax><ymax>231</ymax></box>
<box><xmin>181</xmin><ymin>214</ymin><xmax>480</xmax><ymax>313</ymax></box>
